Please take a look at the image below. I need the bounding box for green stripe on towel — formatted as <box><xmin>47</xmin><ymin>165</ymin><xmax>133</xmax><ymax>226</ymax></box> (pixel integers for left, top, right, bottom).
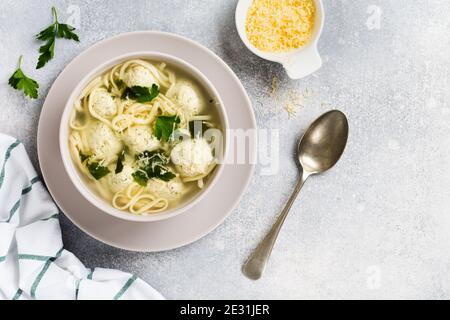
<box><xmin>0</xmin><ymin>140</ymin><xmax>21</xmax><ymax>189</ymax></box>
<box><xmin>0</xmin><ymin>256</ymin><xmax>6</xmax><ymax>262</ymax></box>
<box><xmin>6</xmin><ymin>177</ymin><xmax>41</xmax><ymax>223</ymax></box>
<box><xmin>75</xmin><ymin>279</ymin><xmax>81</xmax><ymax>300</ymax></box>
<box><xmin>18</xmin><ymin>254</ymin><xmax>53</xmax><ymax>261</ymax></box>
<box><xmin>30</xmin><ymin>248</ymin><xmax>64</xmax><ymax>299</ymax></box>
<box><xmin>6</xmin><ymin>199</ymin><xmax>21</xmax><ymax>223</ymax></box>
<box><xmin>12</xmin><ymin>289</ymin><xmax>23</xmax><ymax>300</ymax></box>
<box><xmin>40</xmin><ymin>213</ymin><xmax>59</xmax><ymax>221</ymax></box>
<box><xmin>21</xmin><ymin>177</ymin><xmax>40</xmax><ymax>195</ymax></box>
<box><xmin>113</xmin><ymin>275</ymin><xmax>137</xmax><ymax>300</ymax></box>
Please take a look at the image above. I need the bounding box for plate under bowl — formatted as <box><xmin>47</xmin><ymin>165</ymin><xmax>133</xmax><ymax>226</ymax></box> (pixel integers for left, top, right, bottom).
<box><xmin>37</xmin><ymin>31</ymin><xmax>256</xmax><ymax>252</ymax></box>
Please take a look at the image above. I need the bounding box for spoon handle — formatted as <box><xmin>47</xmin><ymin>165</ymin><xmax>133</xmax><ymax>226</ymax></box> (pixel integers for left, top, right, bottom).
<box><xmin>242</xmin><ymin>172</ymin><xmax>309</xmax><ymax>280</ymax></box>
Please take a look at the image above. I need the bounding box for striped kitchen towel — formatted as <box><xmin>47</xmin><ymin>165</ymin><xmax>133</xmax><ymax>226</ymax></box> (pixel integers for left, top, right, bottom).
<box><xmin>0</xmin><ymin>133</ymin><xmax>163</xmax><ymax>300</ymax></box>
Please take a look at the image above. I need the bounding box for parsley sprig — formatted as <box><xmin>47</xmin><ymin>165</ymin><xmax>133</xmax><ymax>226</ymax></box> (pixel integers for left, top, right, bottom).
<box><xmin>154</xmin><ymin>115</ymin><xmax>180</xmax><ymax>142</ymax></box>
<box><xmin>122</xmin><ymin>84</ymin><xmax>160</xmax><ymax>103</ymax></box>
<box><xmin>78</xmin><ymin>151</ymin><xmax>110</xmax><ymax>180</ymax></box>
<box><xmin>87</xmin><ymin>162</ymin><xmax>110</xmax><ymax>180</ymax></box>
<box><xmin>36</xmin><ymin>6</ymin><xmax>80</xmax><ymax>69</ymax></box>
<box><xmin>115</xmin><ymin>149</ymin><xmax>126</xmax><ymax>174</ymax></box>
<box><xmin>132</xmin><ymin>150</ymin><xmax>176</xmax><ymax>186</ymax></box>
<box><xmin>8</xmin><ymin>56</ymin><xmax>39</xmax><ymax>99</ymax></box>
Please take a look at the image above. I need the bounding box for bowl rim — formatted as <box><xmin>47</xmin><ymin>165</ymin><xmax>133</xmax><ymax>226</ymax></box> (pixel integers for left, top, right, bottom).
<box><xmin>59</xmin><ymin>51</ymin><xmax>230</xmax><ymax>222</ymax></box>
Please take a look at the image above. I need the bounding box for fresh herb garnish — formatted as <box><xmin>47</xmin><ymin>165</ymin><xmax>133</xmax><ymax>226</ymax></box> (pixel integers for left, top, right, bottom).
<box><xmin>189</xmin><ymin>120</ymin><xmax>210</xmax><ymax>138</ymax></box>
<box><xmin>132</xmin><ymin>171</ymin><xmax>148</xmax><ymax>187</ymax></box>
<box><xmin>36</xmin><ymin>7</ymin><xmax>80</xmax><ymax>69</ymax></box>
<box><xmin>8</xmin><ymin>56</ymin><xmax>39</xmax><ymax>99</ymax></box>
<box><xmin>136</xmin><ymin>150</ymin><xmax>176</xmax><ymax>181</ymax></box>
<box><xmin>79</xmin><ymin>150</ymin><xmax>90</xmax><ymax>163</ymax></box>
<box><xmin>115</xmin><ymin>149</ymin><xmax>126</xmax><ymax>174</ymax></box>
<box><xmin>122</xmin><ymin>84</ymin><xmax>159</xmax><ymax>103</ymax></box>
<box><xmin>115</xmin><ymin>79</ymin><xmax>126</xmax><ymax>89</ymax></box>
<box><xmin>87</xmin><ymin>162</ymin><xmax>110</xmax><ymax>180</ymax></box>
<box><xmin>155</xmin><ymin>169</ymin><xmax>176</xmax><ymax>182</ymax></box>
<box><xmin>154</xmin><ymin>115</ymin><xmax>180</xmax><ymax>142</ymax></box>
<box><xmin>108</xmin><ymin>79</ymin><xmax>125</xmax><ymax>94</ymax></box>
<box><xmin>132</xmin><ymin>150</ymin><xmax>176</xmax><ymax>186</ymax></box>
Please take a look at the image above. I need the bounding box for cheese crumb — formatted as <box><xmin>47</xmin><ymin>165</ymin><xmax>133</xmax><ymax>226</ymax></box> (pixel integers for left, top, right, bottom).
<box><xmin>270</xmin><ymin>76</ymin><xmax>279</xmax><ymax>96</ymax></box>
<box><xmin>264</xmin><ymin>76</ymin><xmax>312</xmax><ymax>118</ymax></box>
<box><xmin>283</xmin><ymin>89</ymin><xmax>308</xmax><ymax>118</ymax></box>
<box><xmin>284</xmin><ymin>97</ymin><xmax>298</xmax><ymax>118</ymax></box>
<box><xmin>246</xmin><ymin>0</ymin><xmax>316</xmax><ymax>52</ymax></box>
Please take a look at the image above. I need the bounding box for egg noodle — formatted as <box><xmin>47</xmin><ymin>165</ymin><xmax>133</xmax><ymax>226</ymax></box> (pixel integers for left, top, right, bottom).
<box><xmin>68</xmin><ymin>59</ymin><xmax>221</xmax><ymax>215</ymax></box>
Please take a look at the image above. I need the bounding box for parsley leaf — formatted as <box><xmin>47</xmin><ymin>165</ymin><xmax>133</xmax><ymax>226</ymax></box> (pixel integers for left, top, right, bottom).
<box><xmin>115</xmin><ymin>149</ymin><xmax>126</xmax><ymax>174</ymax></box>
<box><xmin>37</xmin><ymin>39</ymin><xmax>55</xmax><ymax>69</ymax></box>
<box><xmin>122</xmin><ymin>84</ymin><xmax>160</xmax><ymax>103</ymax></box>
<box><xmin>132</xmin><ymin>171</ymin><xmax>148</xmax><ymax>187</ymax></box>
<box><xmin>57</xmin><ymin>23</ymin><xmax>80</xmax><ymax>41</ymax></box>
<box><xmin>36</xmin><ymin>7</ymin><xmax>79</xmax><ymax>69</ymax></box>
<box><xmin>79</xmin><ymin>150</ymin><xmax>90</xmax><ymax>163</ymax></box>
<box><xmin>154</xmin><ymin>115</ymin><xmax>180</xmax><ymax>142</ymax></box>
<box><xmin>87</xmin><ymin>162</ymin><xmax>110</xmax><ymax>180</ymax></box>
<box><xmin>8</xmin><ymin>56</ymin><xmax>39</xmax><ymax>99</ymax></box>
<box><xmin>157</xmin><ymin>171</ymin><xmax>177</xmax><ymax>182</ymax></box>
<box><xmin>132</xmin><ymin>150</ymin><xmax>176</xmax><ymax>186</ymax></box>
<box><xmin>115</xmin><ymin>79</ymin><xmax>126</xmax><ymax>90</ymax></box>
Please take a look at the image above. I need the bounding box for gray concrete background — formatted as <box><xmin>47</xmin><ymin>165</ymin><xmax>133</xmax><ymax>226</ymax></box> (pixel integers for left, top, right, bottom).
<box><xmin>1</xmin><ymin>0</ymin><xmax>450</xmax><ymax>299</ymax></box>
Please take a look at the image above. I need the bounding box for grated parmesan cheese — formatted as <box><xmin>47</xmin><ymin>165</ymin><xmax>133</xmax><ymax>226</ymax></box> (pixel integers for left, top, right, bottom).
<box><xmin>246</xmin><ymin>0</ymin><xmax>316</xmax><ymax>52</ymax></box>
<box><xmin>263</xmin><ymin>76</ymin><xmax>312</xmax><ymax>118</ymax></box>
<box><xmin>284</xmin><ymin>89</ymin><xmax>305</xmax><ymax>118</ymax></box>
<box><xmin>270</xmin><ymin>76</ymin><xmax>280</xmax><ymax>96</ymax></box>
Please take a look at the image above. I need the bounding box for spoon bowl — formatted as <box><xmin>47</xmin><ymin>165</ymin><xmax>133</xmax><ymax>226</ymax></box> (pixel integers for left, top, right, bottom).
<box><xmin>299</xmin><ymin>110</ymin><xmax>349</xmax><ymax>174</ymax></box>
<box><xmin>243</xmin><ymin>110</ymin><xmax>349</xmax><ymax>280</ymax></box>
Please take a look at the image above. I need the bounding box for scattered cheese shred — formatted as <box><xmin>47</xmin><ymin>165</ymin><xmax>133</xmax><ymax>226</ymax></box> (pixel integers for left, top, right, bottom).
<box><xmin>284</xmin><ymin>89</ymin><xmax>305</xmax><ymax>118</ymax></box>
<box><xmin>265</xmin><ymin>76</ymin><xmax>311</xmax><ymax>118</ymax></box>
<box><xmin>246</xmin><ymin>0</ymin><xmax>316</xmax><ymax>52</ymax></box>
<box><xmin>270</xmin><ymin>76</ymin><xmax>279</xmax><ymax>96</ymax></box>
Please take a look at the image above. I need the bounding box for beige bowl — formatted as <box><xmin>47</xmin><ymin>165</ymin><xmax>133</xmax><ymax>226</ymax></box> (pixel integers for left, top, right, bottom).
<box><xmin>59</xmin><ymin>52</ymin><xmax>229</xmax><ymax>222</ymax></box>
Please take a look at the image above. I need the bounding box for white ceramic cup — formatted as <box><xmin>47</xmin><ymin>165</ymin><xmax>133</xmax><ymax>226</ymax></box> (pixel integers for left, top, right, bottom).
<box><xmin>59</xmin><ymin>52</ymin><xmax>229</xmax><ymax>222</ymax></box>
<box><xmin>235</xmin><ymin>0</ymin><xmax>325</xmax><ymax>79</ymax></box>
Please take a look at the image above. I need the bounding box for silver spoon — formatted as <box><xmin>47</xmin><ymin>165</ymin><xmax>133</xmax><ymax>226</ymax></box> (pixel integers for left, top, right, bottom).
<box><xmin>243</xmin><ymin>110</ymin><xmax>349</xmax><ymax>280</ymax></box>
